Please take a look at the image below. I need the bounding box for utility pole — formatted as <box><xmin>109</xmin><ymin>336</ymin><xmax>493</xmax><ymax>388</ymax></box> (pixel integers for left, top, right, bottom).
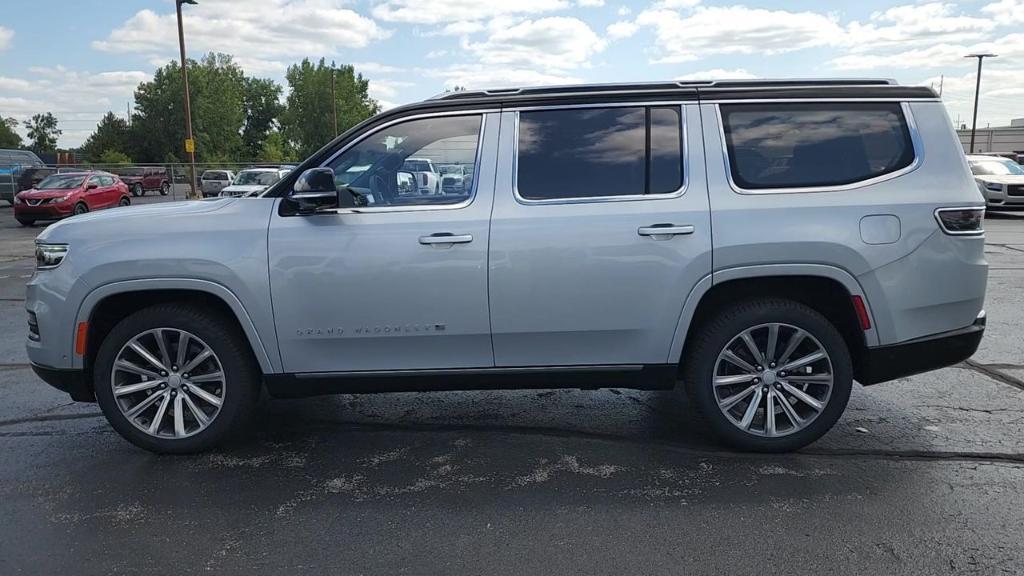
<box><xmin>965</xmin><ymin>53</ymin><xmax>997</xmax><ymax>154</ymax></box>
<box><xmin>176</xmin><ymin>0</ymin><xmax>199</xmax><ymax>199</ymax></box>
<box><xmin>331</xmin><ymin>62</ymin><xmax>338</xmax><ymax>136</ymax></box>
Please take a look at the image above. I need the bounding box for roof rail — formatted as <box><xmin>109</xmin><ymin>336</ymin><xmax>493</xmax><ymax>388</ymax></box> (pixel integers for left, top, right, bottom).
<box><xmin>428</xmin><ymin>78</ymin><xmax>899</xmax><ymax>101</ymax></box>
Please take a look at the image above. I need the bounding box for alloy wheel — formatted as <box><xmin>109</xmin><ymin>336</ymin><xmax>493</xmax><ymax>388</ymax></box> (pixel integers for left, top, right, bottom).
<box><xmin>110</xmin><ymin>328</ymin><xmax>226</xmax><ymax>439</ymax></box>
<box><xmin>713</xmin><ymin>323</ymin><xmax>833</xmax><ymax>438</ymax></box>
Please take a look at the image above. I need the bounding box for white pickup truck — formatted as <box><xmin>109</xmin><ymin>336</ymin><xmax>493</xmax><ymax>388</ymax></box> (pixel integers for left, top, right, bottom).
<box><xmin>401</xmin><ymin>158</ymin><xmax>441</xmax><ymax>195</ymax></box>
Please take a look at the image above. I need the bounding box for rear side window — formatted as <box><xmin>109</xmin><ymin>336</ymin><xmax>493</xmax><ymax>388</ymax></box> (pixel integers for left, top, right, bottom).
<box><xmin>720</xmin><ymin>103</ymin><xmax>915</xmax><ymax>190</ymax></box>
<box><xmin>100</xmin><ymin>175</ymin><xmax>115</xmax><ymax>186</ymax></box>
<box><xmin>516</xmin><ymin>106</ymin><xmax>683</xmax><ymax>201</ymax></box>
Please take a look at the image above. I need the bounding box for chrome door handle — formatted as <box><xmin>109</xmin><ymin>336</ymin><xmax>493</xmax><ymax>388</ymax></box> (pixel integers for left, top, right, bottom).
<box><xmin>419</xmin><ymin>233</ymin><xmax>473</xmax><ymax>245</ymax></box>
<box><xmin>637</xmin><ymin>224</ymin><xmax>695</xmax><ymax>237</ymax></box>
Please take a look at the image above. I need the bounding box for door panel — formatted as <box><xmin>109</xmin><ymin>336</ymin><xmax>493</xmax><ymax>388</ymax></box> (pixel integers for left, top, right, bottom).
<box><xmin>269</xmin><ymin>112</ymin><xmax>499</xmax><ymax>373</ymax></box>
<box><xmin>488</xmin><ymin>105</ymin><xmax>712</xmax><ymax>366</ymax></box>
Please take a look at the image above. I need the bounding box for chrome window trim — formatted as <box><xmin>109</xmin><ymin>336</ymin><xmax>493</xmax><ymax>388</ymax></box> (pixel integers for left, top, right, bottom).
<box><xmin>704</xmin><ymin>98</ymin><xmax>940</xmax><ymax>104</ymax></box>
<box><xmin>316</xmin><ymin>110</ymin><xmax>496</xmax><ymax>214</ymax></box>
<box><xmin>510</xmin><ymin>103</ymin><xmax>689</xmax><ymax>205</ymax></box>
<box><xmin>716</xmin><ymin>101</ymin><xmax>924</xmax><ymax>195</ymax></box>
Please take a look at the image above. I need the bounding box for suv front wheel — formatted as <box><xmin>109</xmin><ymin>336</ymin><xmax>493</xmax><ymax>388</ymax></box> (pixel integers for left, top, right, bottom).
<box><xmin>683</xmin><ymin>298</ymin><xmax>853</xmax><ymax>452</ymax></box>
<box><xmin>93</xmin><ymin>303</ymin><xmax>260</xmax><ymax>453</ymax></box>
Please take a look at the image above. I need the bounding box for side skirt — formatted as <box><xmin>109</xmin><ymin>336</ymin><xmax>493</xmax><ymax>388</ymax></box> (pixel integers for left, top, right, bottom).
<box><xmin>264</xmin><ymin>364</ymin><xmax>677</xmax><ymax>398</ymax></box>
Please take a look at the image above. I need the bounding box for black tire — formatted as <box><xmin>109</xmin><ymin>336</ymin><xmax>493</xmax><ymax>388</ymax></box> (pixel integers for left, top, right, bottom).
<box><xmin>93</xmin><ymin>303</ymin><xmax>261</xmax><ymax>454</ymax></box>
<box><xmin>73</xmin><ymin>202</ymin><xmax>88</xmax><ymax>216</ymax></box>
<box><xmin>682</xmin><ymin>298</ymin><xmax>853</xmax><ymax>453</ymax></box>
<box><xmin>132</xmin><ymin>183</ymin><xmax>143</xmax><ymax>197</ymax></box>
<box><xmin>119</xmin><ymin>196</ymin><xmax>131</xmax><ymax>207</ymax></box>
<box><xmin>160</xmin><ymin>181</ymin><xmax>169</xmax><ymax>196</ymax></box>
<box><xmin>16</xmin><ymin>218</ymin><xmax>35</xmax><ymax>227</ymax></box>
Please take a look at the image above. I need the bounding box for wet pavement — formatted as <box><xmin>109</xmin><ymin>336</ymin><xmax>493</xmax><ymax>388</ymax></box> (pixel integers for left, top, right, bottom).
<box><xmin>1</xmin><ymin>204</ymin><xmax>1023</xmax><ymax>575</ymax></box>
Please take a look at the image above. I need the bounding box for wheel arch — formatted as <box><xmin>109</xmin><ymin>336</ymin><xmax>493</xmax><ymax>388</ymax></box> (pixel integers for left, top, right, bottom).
<box><xmin>669</xmin><ymin>264</ymin><xmax>878</xmax><ymax>369</ymax></box>
<box><xmin>74</xmin><ymin>279</ymin><xmax>277</xmax><ymax>379</ymax></box>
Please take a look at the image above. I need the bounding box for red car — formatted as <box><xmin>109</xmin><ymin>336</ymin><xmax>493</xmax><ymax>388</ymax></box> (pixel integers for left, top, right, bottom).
<box><xmin>13</xmin><ymin>171</ymin><xmax>131</xmax><ymax>226</ymax></box>
<box><xmin>117</xmin><ymin>166</ymin><xmax>170</xmax><ymax>197</ymax></box>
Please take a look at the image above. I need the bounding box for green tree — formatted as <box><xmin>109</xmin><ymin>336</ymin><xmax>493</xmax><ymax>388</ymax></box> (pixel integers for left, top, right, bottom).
<box><xmin>23</xmin><ymin>113</ymin><xmax>61</xmax><ymax>154</ymax></box>
<box><xmin>259</xmin><ymin>131</ymin><xmax>298</xmax><ymax>163</ymax></box>
<box><xmin>243</xmin><ymin>77</ymin><xmax>285</xmax><ymax>161</ymax></box>
<box><xmin>79</xmin><ymin>112</ymin><xmax>131</xmax><ymax>162</ymax></box>
<box><xmin>0</xmin><ymin>117</ymin><xmax>22</xmax><ymax>148</ymax></box>
<box><xmin>98</xmin><ymin>149</ymin><xmax>132</xmax><ymax>165</ymax></box>
<box><xmin>281</xmin><ymin>59</ymin><xmax>379</xmax><ymax>157</ymax></box>
<box><xmin>131</xmin><ymin>53</ymin><xmax>248</xmax><ymax>163</ymax></box>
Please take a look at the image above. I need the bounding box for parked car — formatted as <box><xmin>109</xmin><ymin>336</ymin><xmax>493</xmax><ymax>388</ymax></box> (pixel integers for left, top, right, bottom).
<box><xmin>117</xmin><ymin>166</ymin><xmax>169</xmax><ymax>197</ymax></box>
<box><xmin>401</xmin><ymin>157</ymin><xmax>441</xmax><ymax>195</ymax></box>
<box><xmin>219</xmin><ymin>167</ymin><xmax>290</xmax><ymax>198</ymax></box>
<box><xmin>0</xmin><ymin>149</ymin><xmax>56</xmax><ymax>205</ymax></box>
<box><xmin>438</xmin><ymin>164</ymin><xmax>470</xmax><ymax>195</ymax></box>
<box><xmin>200</xmin><ymin>169</ymin><xmax>236</xmax><ymax>197</ymax></box>
<box><xmin>14</xmin><ymin>171</ymin><xmax>130</xmax><ymax>226</ymax></box>
<box><xmin>966</xmin><ymin>154</ymin><xmax>1024</xmax><ymax>209</ymax></box>
<box><xmin>27</xmin><ymin>79</ymin><xmax>987</xmax><ymax>454</ymax></box>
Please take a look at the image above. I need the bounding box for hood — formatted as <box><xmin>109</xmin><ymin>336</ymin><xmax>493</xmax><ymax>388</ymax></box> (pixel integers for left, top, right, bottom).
<box><xmin>38</xmin><ymin>198</ymin><xmax>239</xmax><ymax>243</ymax></box>
<box><xmin>976</xmin><ymin>174</ymin><xmax>1024</xmax><ymax>185</ymax></box>
<box><xmin>18</xmin><ymin>188</ymin><xmax>79</xmax><ymax>199</ymax></box>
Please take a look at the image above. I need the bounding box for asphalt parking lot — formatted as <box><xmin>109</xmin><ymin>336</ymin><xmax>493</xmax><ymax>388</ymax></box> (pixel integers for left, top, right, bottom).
<box><xmin>1</xmin><ymin>200</ymin><xmax>1023</xmax><ymax>575</ymax></box>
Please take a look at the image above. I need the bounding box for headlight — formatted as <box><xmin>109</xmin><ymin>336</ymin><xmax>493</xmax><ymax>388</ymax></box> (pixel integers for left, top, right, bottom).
<box><xmin>35</xmin><ymin>243</ymin><xmax>68</xmax><ymax>270</ymax></box>
<box><xmin>55</xmin><ymin>193</ymin><xmax>73</xmax><ymax>203</ymax></box>
<box><xmin>14</xmin><ymin>195</ymin><xmax>24</xmax><ymax>204</ymax></box>
<box><xmin>985</xmin><ymin>182</ymin><xmax>1004</xmax><ymax>191</ymax></box>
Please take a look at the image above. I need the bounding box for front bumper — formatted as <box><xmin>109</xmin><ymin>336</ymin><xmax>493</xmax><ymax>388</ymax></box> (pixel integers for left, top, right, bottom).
<box><xmin>856</xmin><ymin>313</ymin><xmax>985</xmax><ymax>385</ymax></box>
<box><xmin>14</xmin><ymin>203</ymin><xmax>74</xmax><ymax>219</ymax></box>
<box><xmin>31</xmin><ymin>363</ymin><xmax>93</xmax><ymax>402</ymax></box>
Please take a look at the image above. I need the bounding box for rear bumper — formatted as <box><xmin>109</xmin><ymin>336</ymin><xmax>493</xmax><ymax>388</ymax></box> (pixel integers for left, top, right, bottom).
<box><xmin>856</xmin><ymin>313</ymin><xmax>985</xmax><ymax>385</ymax></box>
<box><xmin>31</xmin><ymin>363</ymin><xmax>93</xmax><ymax>402</ymax></box>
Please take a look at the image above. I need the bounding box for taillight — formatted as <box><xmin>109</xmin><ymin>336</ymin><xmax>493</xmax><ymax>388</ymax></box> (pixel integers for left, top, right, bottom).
<box><xmin>935</xmin><ymin>207</ymin><xmax>985</xmax><ymax>236</ymax></box>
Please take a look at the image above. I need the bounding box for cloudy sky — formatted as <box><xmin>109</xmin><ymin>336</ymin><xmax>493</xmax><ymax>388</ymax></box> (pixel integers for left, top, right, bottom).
<box><xmin>0</xmin><ymin>0</ymin><xmax>1021</xmax><ymax>148</ymax></box>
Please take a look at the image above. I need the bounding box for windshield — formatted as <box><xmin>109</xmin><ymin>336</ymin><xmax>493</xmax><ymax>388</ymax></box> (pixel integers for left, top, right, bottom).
<box><xmin>970</xmin><ymin>158</ymin><xmax>1024</xmax><ymax>176</ymax></box>
<box><xmin>36</xmin><ymin>174</ymin><xmax>86</xmax><ymax>189</ymax></box>
<box><xmin>234</xmin><ymin>171</ymin><xmax>280</xmax><ymax>186</ymax></box>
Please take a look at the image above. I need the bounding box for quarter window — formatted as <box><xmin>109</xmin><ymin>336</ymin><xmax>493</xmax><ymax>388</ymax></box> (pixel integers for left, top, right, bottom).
<box><xmin>721</xmin><ymin>103</ymin><xmax>915</xmax><ymax>190</ymax></box>
<box><xmin>516</xmin><ymin>106</ymin><xmax>683</xmax><ymax>201</ymax></box>
<box><xmin>326</xmin><ymin>115</ymin><xmax>482</xmax><ymax>208</ymax></box>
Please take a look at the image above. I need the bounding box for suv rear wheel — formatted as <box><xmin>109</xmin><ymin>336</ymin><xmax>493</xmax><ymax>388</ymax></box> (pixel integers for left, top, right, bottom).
<box><xmin>683</xmin><ymin>298</ymin><xmax>852</xmax><ymax>452</ymax></box>
<box><xmin>93</xmin><ymin>303</ymin><xmax>260</xmax><ymax>454</ymax></box>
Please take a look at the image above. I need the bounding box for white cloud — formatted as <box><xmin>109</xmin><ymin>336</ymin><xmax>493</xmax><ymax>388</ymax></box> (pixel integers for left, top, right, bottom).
<box><xmin>0</xmin><ymin>66</ymin><xmax>148</xmax><ymax>147</ymax></box>
<box><xmin>424</xmin><ymin>64</ymin><xmax>581</xmax><ymax>91</ymax></box>
<box><xmin>983</xmin><ymin>0</ymin><xmax>1024</xmax><ymax>22</ymax></box>
<box><xmin>675</xmin><ymin>68</ymin><xmax>758</xmax><ymax>81</ymax></box>
<box><xmin>844</xmin><ymin>3</ymin><xmax>994</xmax><ymax>52</ymax></box>
<box><xmin>0</xmin><ymin>26</ymin><xmax>12</xmax><ymax>51</ymax></box>
<box><xmin>635</xmin><ymin>6</ymin><xmax>844</xmax><ymax>64</ymax></box>
<box><xmin>831</xmin><ymin>34</ymin><xmax>1024</xmax><ymax>70</ymax></box>
<box><xmin>425</xmin><ymin>49</ymin><xmax>449</xmax><ymax>59</ymax></box>
<box><xmin>617</xmin><ymin>6</ymin><xmax>632</xmax><ymax>16</ymax></box>
<box><xmin>438</xmin><ymin>21</ymin><xmax>487</xmax><ymax>36</ymax></box>
<box><xmin>607</xmin><ymin>21</ymin><xmax>638</xmax><ymax>40</ymax></box>
<box><xmin>93</xmin><ymin>2</ymin><xmax>389</xmax><ymax>67</ymax></box>
<box><xmin>372</xmin><ymin>0</ymin><xmax>569</xmax><ymax>24</ymax></box>
<box><xmin>465</xmin><ymin>17</ymin><xmax>606</xmax><ymax>71</ymax></box>
<box><xmin>353</xmin><ymin>62</ymin><xmax>404</xmax><ymax>75</ymax></box>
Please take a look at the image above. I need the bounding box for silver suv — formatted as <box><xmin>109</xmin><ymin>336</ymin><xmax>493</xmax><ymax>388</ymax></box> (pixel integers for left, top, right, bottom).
<box><xmin>26</xmin><ymin>80</ymin><xmax>988</xmax><ymax>454</ymax></box>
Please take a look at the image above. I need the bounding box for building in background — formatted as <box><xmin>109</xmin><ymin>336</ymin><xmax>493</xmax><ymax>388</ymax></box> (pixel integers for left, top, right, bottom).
<box><xmin>958</xmin><ymin>118</ymin><xmax>1024</xmax><ymax>162</ymax></box>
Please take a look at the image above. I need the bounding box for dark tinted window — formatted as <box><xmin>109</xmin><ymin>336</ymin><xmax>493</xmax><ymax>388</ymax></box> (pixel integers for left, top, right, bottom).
<box><xmin>517</xmin><ymin>106</ymin><xmax>683</xmax><ymax>200</ymax></box>
<box><xmin>721</xmin><ymin>103</ymin><xmax>915</xmax><ymax>190</ymax></box>
<box><xmin>650</xmin><ymin>107</ymin><xmax>683</xmax><ymax>194</ymax></box>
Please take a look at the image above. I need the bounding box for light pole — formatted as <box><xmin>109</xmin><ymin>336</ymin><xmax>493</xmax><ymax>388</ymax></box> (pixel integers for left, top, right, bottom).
<box><xmin>964</xmin><ymin>53</ymin><xmax>997</xmax><ymax>154</ymax></box>
<box><xmin>176</xmin><ymin>0</ymin><xmax>199</xmax><ymax>199</ymax></box>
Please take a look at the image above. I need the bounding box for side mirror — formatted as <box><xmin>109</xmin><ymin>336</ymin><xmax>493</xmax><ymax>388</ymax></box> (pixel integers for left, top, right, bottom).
<box><xmin>87</xmin><ymin>182</ymin><xmax>98</xmax><ymax>190</ymax></box>
<box><xmin>289</xmin><ymin>168</ymin><xmax>339</xmax><ymax>214</ymax></box>
<box><xmin>396</xmin><ymin>170</ymin><xmax>415</xmax><ymax>195</ymax></box>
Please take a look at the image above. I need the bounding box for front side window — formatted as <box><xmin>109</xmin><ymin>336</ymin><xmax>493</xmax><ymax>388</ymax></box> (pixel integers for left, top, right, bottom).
<box><xmin>721</xmin><ymin>102</ymin><xmax>915</xmax><ymax>190</ymax></box>
<box><xmin>326</xmin><ymin>115</ymin><xmax>482</xmax><ymax>207</ymax></box>
<box><xmin>516</xmin><ymin>106</ymin><xmax>683</xmax><ymax>201</ymax></box>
